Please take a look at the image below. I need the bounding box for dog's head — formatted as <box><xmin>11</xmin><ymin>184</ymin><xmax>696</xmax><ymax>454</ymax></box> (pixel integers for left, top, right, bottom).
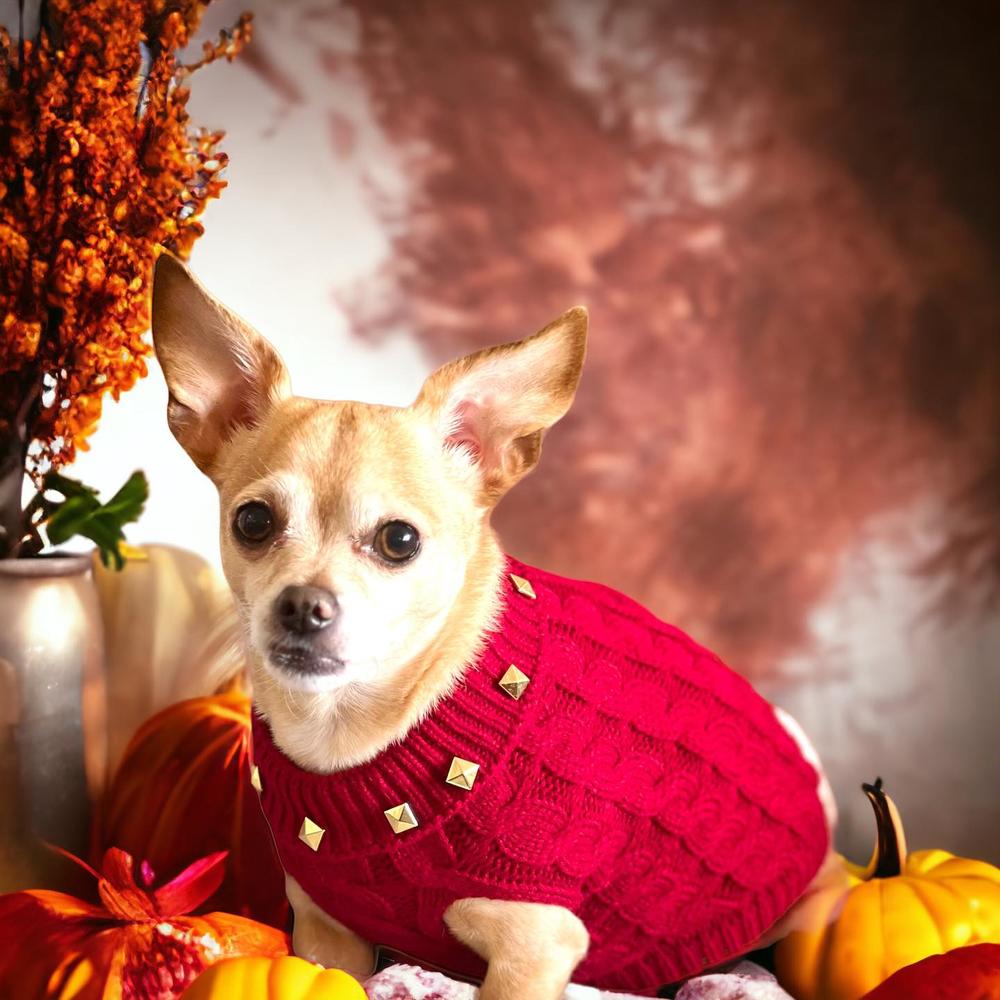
<box><xmin>151</xmin><ymin>255</ymin><xmax>586</xmax><ymax>697</ymax></box>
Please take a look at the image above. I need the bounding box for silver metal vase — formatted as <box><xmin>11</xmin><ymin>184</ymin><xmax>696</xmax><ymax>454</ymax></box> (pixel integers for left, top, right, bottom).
<box><xmin>0</xmin><ymin>554</ymin><xmax>106</xmax><ymax>893</ymax></box>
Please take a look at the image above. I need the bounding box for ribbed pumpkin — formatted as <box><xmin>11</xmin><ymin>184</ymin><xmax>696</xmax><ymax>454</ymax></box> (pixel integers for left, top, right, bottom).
<box><xmin>93</xmin><ymin>543</ymin><xmax>244</xmax><ymax>774</ymax></box>
<box><xmin>99</xmin><ymin>691</ymin><xmax>288</xmax><ymax>927</ymax></box>
<box><xmin>861</xmin><ymin>943</ymin><xmax>1000</xmax><ymax>1000</ymax></box>
<box><xmin>181</xmin><ymin>956</ymin><xmax>367</xmax><ymax>999</ymax></box>
<box><xmin>775</xmin><ymin>778</ymin><xmax>1000</xmax><ymax>1000</ymax></box>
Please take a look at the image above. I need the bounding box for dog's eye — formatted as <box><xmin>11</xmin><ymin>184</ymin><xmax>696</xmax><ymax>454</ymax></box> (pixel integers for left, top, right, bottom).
<box><xmin>374</xmin><ymin>520</ymin><xmax>420</xmax><ymax>563</ymax></box>
<box><xmin>233</xmin><ymin>502</ymin><xmax>275</xmax><ymax>546</ymax></box>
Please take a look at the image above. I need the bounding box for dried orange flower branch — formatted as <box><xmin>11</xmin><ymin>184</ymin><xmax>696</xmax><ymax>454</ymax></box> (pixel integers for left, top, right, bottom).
<box><xmin>0</xmin><ymin>0</ymin><xmax>251</xmax><ymax>558</ymax></box>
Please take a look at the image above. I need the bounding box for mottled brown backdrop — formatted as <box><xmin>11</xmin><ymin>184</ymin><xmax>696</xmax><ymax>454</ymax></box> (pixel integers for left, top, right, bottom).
<box><xmin>278</xmin><ymin>0</ymin><xmax>1000</xmax><ymax>861</ymax></box>
<box><xmin>14</xmin><ymin>0</ymin><xmax>995</xmax><ymax>863</ymax></box>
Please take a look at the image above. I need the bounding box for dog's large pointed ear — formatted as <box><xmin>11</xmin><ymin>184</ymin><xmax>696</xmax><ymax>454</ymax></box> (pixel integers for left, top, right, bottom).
<box><xmin>415</xmin><ymin>307</ymin><xmax>587</xmax><ymax>503</ymax></box>
<box><xmin>151</xmin><ymin>253</ymin><xmax>290</xmax><ymax>476</ymax></box>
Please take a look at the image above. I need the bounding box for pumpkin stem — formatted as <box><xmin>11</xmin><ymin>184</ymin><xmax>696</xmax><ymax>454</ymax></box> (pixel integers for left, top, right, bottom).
<box><xmin>860</xmin><ymin>777</ymin><xmax>907</xmax><ymax>879</ymax></box>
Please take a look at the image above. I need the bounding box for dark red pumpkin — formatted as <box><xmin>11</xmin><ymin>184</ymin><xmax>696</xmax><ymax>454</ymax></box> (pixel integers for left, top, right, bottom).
<box><xmin>99</xmin><ymin>691</ymin><xmax>288</xmax><ymax>927</ymax></box>
<box><xmin>861</xmin><ymin>943</ymin><xmax>1000</xmax><ymax>1000</ymax></box>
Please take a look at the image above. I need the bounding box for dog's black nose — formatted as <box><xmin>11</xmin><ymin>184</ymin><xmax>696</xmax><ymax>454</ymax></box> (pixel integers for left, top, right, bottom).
<box><xmin>275</xmin><ymin>585</ymin><xmax>338</xmax><ymax>634</ymax></box>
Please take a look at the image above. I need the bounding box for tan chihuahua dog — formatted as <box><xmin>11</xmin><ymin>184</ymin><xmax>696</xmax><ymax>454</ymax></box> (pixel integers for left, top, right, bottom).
<box><xmin>152</xmin><ymin>255</ymin><xmax>836</xmax><ymax>999</ymax></box>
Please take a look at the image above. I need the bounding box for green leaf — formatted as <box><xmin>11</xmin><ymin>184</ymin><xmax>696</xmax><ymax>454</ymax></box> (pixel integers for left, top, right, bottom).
<box><xmin>40</xmin><ymin>470</ymin><xmax>149</xmax><ymax>571</ymax></box>
<box><xmin>79</xmin><ymin>515</ymin><xmax>130</xmax><ymax>570</ymax></box>
<box><xmin>98</xmin><ymin>470</ymin><xmax>149</xmax><ymax>524</ymax></box>
<box><xmin>41</xmin><ymin>472</ymin><xmax>100</xmax><ymax>500</ymax></box>
<box><xmin>45</xmin><ymin>494</ymin><xmax>101</xmax><ymax>546</ymax></box>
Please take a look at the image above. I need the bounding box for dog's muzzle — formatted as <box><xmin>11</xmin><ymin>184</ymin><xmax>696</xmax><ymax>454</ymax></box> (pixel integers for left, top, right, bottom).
<box><xmin>269</xmin><ymin>584</ymin><xmax>345</xmax><ymax>676</ymax></box>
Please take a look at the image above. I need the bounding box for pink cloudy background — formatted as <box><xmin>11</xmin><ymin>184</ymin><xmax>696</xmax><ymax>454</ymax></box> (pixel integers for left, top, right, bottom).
<box><xmin>17</xmin><ymin>0</ymin><xmax>997</xmax><ymax>862</ymax></box>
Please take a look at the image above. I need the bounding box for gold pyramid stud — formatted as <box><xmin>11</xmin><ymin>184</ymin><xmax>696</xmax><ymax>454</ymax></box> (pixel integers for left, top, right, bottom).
<box><xmin>498</xmin><ymin>664</ymin><xmax>530</xmax><ymax>700</ymax></box>
<box><xmin>298</xmin><ymin>816</ymin><xmax>325</xmax><ymax>851</ymax></box>
<box><xmin>249</xmin><ymin>764</ymin><xmax>263</xmax><ymax>793</ymax></box>
<box><xmin>445</xmin><ymin>756</ymin><xmax>481</xmax><ymax>791</ymax></box>
<box><xmin>509</xmin><ymin>573</ymin><xmax>536</xmax><ymax>600</ymax></box>
<box><xmin>384</xmin><ymin>802</ymin><xmax>419</xmax><ymax>834</ymax></box>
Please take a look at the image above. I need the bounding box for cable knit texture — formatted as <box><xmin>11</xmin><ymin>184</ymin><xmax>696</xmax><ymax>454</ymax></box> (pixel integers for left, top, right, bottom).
<box><xmin>251</xmin><ymin>557</ymin><xmax>829</xmax><ymax>995</ymax></box>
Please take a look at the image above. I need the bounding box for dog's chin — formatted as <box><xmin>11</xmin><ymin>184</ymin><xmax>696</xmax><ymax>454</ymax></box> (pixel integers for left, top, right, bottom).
<box><xmin>264</xmin><ymin>646</ymin><xmax>350</xmax><ymax>694</ymax></box>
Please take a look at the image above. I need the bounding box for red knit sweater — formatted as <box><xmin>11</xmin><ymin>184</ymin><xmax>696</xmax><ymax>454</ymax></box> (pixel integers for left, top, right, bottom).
<box><xmin>251</xmin><ymin>557</ymin><xmax>828</xmax><ymax>994</ymax></box>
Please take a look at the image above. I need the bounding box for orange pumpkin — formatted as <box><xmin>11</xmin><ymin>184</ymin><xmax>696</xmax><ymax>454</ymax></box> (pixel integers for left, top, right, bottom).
<box><xmin>861</xmin><ymin>943</ymin><xmax>1000</xmax><ymax>999</ymax></box>
<box><xmin>181</xmin><ymin>956</ymin><xmax>367</xmax><ymax>999</ymax></box>
<box><xmin>99</xmin><ymin>691</ymin><xmax>288</xmax><ymax>927</ymax></box>
<box><xmin>0</xmin><ymin>848</ymin><xmax>288</xmax><ymax>1000</ymax></box>
<box><xmin>775</xmin><ymin>779</ymin><xmax>1000</xmax><ymax>1000</ymax></box>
